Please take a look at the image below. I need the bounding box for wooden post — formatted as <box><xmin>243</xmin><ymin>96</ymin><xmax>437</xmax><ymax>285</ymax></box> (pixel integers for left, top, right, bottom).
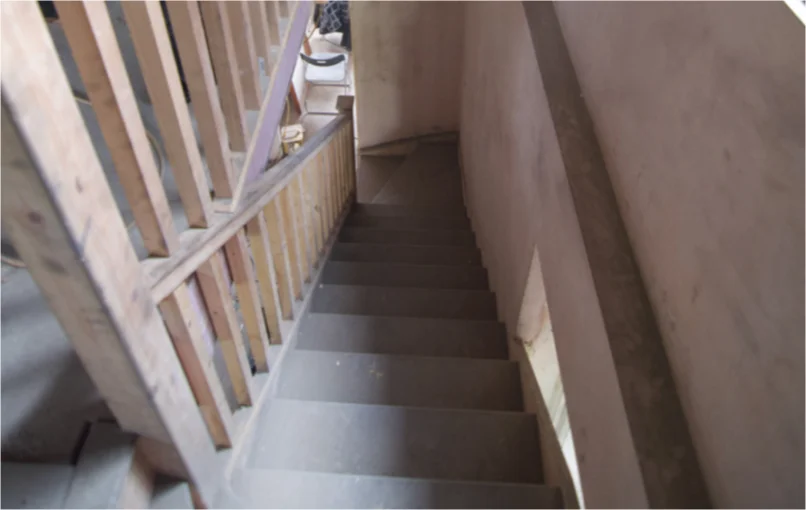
<box><xmin>55</xmin><ymin>1</ymin><xmax>179</xmax><ymax>257</ymax></box>
<box><xmin>0</xmin><ymin>2</ymin><xmax>218</xmax><ymax>501</ymax></box>
<box><xmin>246</xmin><ymin>213</ymin><xmax>284</xmax><ymax>344</ymax></box>
<box><xmin>200</xmin><ymin>1</ymin><xmax>249</xmax><ymax>152</ymax></box>
<box><xmin>197</xmin><ymin>252</ymin><xmax>253</xmax><ymax>406</ymax></box>
<box><xmin>159</xmin><ymin>284</ymin><xmax>234</xmax><ymax>448</ymax></box>
<box><xmin>263</xmin><ymin>200</ymin><xmax>295</xmax><ymax>319</ymax></box>
<box><xmin>249</xmin><ymin>2</ymin><xmax>273</xmax><ymax>72</ymax></box>
<box><xmin>122</xmin><ymin>1</ymin><xmax>214</xmax><ymax>228</ymax></box>
<box><xmin>223</xmin><ymin>231</ymin><xmax>272</xmax><ymax>371</ymax></box>
<box><xmin>227</xmin><ymin>1</ymin><xmax>262</xmax><ymax>110</ymax></box>
<box><xmin>166</xmin><ymin>1</ymin><xmax>235</xmax><ymax>199</ymax></box>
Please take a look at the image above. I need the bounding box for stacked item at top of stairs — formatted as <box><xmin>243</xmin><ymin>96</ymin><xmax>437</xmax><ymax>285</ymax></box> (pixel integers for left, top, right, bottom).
<box><xmin>219</xmin><ymin>202</ymin><xmax>563</xmax><ymax>509</ymax></box>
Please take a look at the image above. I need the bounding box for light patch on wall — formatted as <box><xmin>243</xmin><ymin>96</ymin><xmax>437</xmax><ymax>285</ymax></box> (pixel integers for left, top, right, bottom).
<box><xmin>514</xmin><ymin>246</ymin><xmax>584</xmax><ymax>508</ymax></box>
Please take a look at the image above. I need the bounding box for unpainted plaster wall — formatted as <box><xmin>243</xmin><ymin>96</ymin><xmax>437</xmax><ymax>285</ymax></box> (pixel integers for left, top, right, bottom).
<box><xmin>351</xmin><ymin>2</ymin><xmax>464</xmax><ymax>148</ymax></box>
<box><xmin>461</xmin><ymin>1</ymin><xmax>804</xmax><ymax>507</ymax></box>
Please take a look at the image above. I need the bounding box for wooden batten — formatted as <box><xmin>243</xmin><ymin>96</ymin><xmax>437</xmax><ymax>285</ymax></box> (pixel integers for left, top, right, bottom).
<box><xmin>277</xmin><ymin>187</ymin><xmax>304</xmax><ymax>299</ymax></box>
<box><xmin>223</xmin><ymin>231</ymin><xmax>272</xmax><ymax>371</ymax></box>
<box><xmin>246</xmin><ymin>213</ymin><xmax>284</xmax><ymax>344</ymax></box>
<box><xmin>262</xmin><ymin>200</ymin><xmax>295</xmax><ymax>319</ymax></box>
<box><xmin>122</xmin><ymin>1</ymin><xmax>213</xmax><ymax>228</ymax></box>
<box><xmin>250</xmin><ymin>2</ymin><xmax>274</xmax><ymax>72</ymax></box>
<box><xmin>291</xmin><ymin>174</ymin><xmax>313</xmax><ymax>282</ymax></box>
<box><xmin>55</xmin><ymin>1</ymin><xmax>179</xmax><ymax>257</ymax></box>
<box><xmin>226</xmin><ymin>1</ymin><xmax>262</xmax><ymax>110</ymax></box>
<box><xmin>197</xmin><ymin>251</ymin><xmax>254</xmax><ymax>406</ymax></box>
<box><xmin>166</xmin><ymin>1</ymin><xmax>235</xmax><ymax>199</ymax></box>
<box><xmin>199</xmin><ymin>1</ymin><xmax>249</xmax><ymax>152</ymax></box>
<box><xmin>159</xmin><ymin>284</ymin><xmax>235</xmax><ymax>448</ymax></box>
<box><xmin>265</xmin><ymin>0</ymin><xmax>282</xmax><ymax>46</ymax></box>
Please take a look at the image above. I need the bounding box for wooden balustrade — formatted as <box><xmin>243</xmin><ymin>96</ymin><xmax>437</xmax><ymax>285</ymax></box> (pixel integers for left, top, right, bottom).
<box><xmin>1</xmin><ymin>1</ymin><xmax>355</xmax><ymax>504</ymax></box>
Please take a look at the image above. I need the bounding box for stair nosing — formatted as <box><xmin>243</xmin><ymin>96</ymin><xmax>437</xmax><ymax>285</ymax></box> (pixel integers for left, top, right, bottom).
<box><xmin>316</xmin><ymin>283</ymin><xmax>496</xmax><ymax>296</ymax></box>
<box><xmin>286</xmin><ymin>349</ymin><xmax>518</xmax><ymax>367</ymax></box>
<box><xmin>270</xmin><ymin>397</ymin><xmax>536</xmax><ymax>419</ymax></box>
<box><xmin>305</xmin><ymin>311</ymin><xmax>505</xmax><ymax>327</ymax></box>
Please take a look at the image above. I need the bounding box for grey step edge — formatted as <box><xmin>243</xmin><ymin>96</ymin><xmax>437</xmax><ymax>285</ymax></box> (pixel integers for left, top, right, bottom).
<box><xmin>277</xmin><ymin>350</ymin><xmax>523</xmax><ymax>411</ymax></box>
<box><xmin>352</xmin><ymin>203</ymin><xmax>468</xmax><ymax>218</ymax></box>
<box><xmin>311</xmin><ymin>285</ymin><xmax>498</xmax><ymax>320</ymax></box>
<box><xmin>248</xmin><ymin>399</ymin><xmax>543</xmax><ymax>484</ymax></box>
<box><xmin>297</xmin><ymin>314</ymin><xmax>508</xmax><ymax>359</ymax></box>
<box><xmin>330</xmin><ymin>243</ymin><xmax>482</xmax><ymax>266</ymax></box>
<box><xmin>346</xmin><ymin>213</ymin><xmax>472</xmax><ymax>231</ymax></box>
<box><xmin>322</xmin><ymin>261</ymin><xmax>489</xmax><ymax>290</ymax></box>
<box><xmin>339</xmin><ymin>226</ymin><xmax>477</xmax><ymax>247</ymax></box>
<box><xmin>220</xmin><ymin>469</ymin><xmax>563</xmax><ymax>509</ymax></box>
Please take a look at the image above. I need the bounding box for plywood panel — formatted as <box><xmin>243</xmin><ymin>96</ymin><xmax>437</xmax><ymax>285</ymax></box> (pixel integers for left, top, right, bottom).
<box><xmin>351</xmin><ymin>2</ymin><xmax>464</xmax><ymax>148</ymax></box>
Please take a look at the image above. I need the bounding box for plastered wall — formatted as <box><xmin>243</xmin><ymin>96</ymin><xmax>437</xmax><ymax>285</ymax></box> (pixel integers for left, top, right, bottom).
<box><xmin>460</xmin><ymin>1</ymin><xmax>804</xmax><ymax>507</ymax></box>
<box><xmin>351</xmin><ymin>2</ymin><xmax>464</xmax><ymax>148</ymax></box>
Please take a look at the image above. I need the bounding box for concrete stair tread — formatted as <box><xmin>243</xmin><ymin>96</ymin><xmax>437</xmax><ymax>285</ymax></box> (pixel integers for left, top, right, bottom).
<box><xmin>248</xmin><ymin>399</ymin><xmax>542</xmax><ymax>484</ymax></box>
<box><xmin>311</xmin><ymin>284</ymin><xmax>498</xmax><ymax>320</ymax></box>
<box><xmin>220</xmin><ymin>469</ymin><xmax>562</xmax><ymax>509</ymax></box>
<box><xmin>331</xmin><ymin>242</ymin><xmax>482</xmax><ymax>266</ymax></box>
<box><xmin>298</xmin><ymin>314</ymin><xmax>508</xmax><ymax>359</ymax></box>
<box><xmin>353</xmin><ymin>203</ymin><xmax>468</xmax><ymax>219</ymax></box>
<box><xmin>322</xmin><ymin>261</ymin><xmax>489</xmax><ymax>290</ymax></box>
<box><xmin>339</xmin><ymin>226</ymin><xmax>477</xmax><ymax>247</ymax></box>
<box><xmin>277</xmin><ymin>350</ymin><xmax>522</xmax><ymax>411</ymax></box>
<box><xmin>1</xmin><ymin>462</ymin><xmax>74</xmax><ymax>509</ymax></box>
<box><xmin>346</xmin><ymin>213</ymin><xmax>472</xmax><ymax>231</ymax></box>
<box><xmin>151</xmin><ymin>477</ymin><xmax>194</xmax><ymax>509</ymax></box>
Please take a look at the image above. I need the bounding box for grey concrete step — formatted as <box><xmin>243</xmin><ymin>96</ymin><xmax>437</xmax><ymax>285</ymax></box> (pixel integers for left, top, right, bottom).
<box><xmin>311</xmin><ymin>285</ymin><xmax>498</xmax><ymax>320</ymax></box>
<box><xmin>298</xmin><ymin>314</ymin><xmax>508</xmax><ymax>359</ymax></box>
<box><xmin>277</xmin><ymin>351</ymin><xmax>522</xmax><ymax>411</ymax></box>
<box><xmin>339</xmin><ymin>227</ymin><xmax>476</xmax><ymax>247</ymax></box>
<box><xmin>1</xmin><ymin>462</ymin><xmax>74</xmax><ymax>509</ymax></box>
<box><xmin>322</xmin><ymin>261</ymin><xmax>489</xmax><ymax>290</ymax></box>
<box><xmin>346</xmin><ymin>213</ymin><xmax>471</xmax><ymax>231</ymax></box>
<box><xmin>331</xmin><ymin>243</ymin><xmax>482</xmax><ymax>266</ymax></box>
<box><xmin>248</xmin><ymin>399</ymin><xmax>543</xmax><ymax>484</ymax></box>
<box><xmin>353</xmin><ymin>203</ymin><xmax>468</xmax><ymax>219</ymax></box>
<box><xmin>221</xmin><ymin>469</ymin><xmax>562</xmax><ymax>509</ymax></box>
<box><xmin>151</xmin><ymin>478</ymin><xmax>194</xmax><ymax>509</ymax></box>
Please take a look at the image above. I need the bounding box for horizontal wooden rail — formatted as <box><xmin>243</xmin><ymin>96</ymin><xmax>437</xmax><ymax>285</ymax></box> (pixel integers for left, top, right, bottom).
<box><xmin>143</xmin><ymin>115</ymin><xmax>350</xmax><ymax>302</ymax></box>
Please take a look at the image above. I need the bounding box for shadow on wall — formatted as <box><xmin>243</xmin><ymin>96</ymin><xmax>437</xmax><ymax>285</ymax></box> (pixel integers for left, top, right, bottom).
<box><xmin>510</xmin><ymin>246</ymin><xmax>583</xmax><ymax>509</ymax></box>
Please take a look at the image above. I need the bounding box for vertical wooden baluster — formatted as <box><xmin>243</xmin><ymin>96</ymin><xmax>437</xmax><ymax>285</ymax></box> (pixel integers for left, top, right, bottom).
<box><xmin>122</xmin><ymin>1</ymin><xmax>213</xmax><ymax>228</ymax></box>
<box><xmin>305</xmin><ymin>153</ymin><xmax>324</xmax><ymax>261</ymax></box>
<box><xmin>197</xmin><ymin>251</ymin><xmax>253</xmax><ymax>407</ymax></box>
<box><xmin>337</xmin><ymin>127</ymin><xmax>347</xmax><ymax>212</ymax></box>
<box><xmin>223</xmin><ymin>231</ymin><xmax>271</xmax><ymax>372</ymax></box>
<box><xmin>291</xmin><ymin>174</ymin><xmax>312</xmax><ymax>282</ymax></box>
<box><xmin>250</xmin><ymin>2</ymin><xmax>273</xmax><ymax>75</ymax></box>
<box><xmin>55</xmin><ymin>1</ymin><xmax>179</xmax><ymax>257</ymax></box>
<box><xmin>265</xmin><ymin>1</ymin><xmax>281</xmax><ymax>46</ymax></box>
<box><xmin>319</xmin><ymin>146</ymin><xmax>333</xmax><ymax>242</ymax></box>
<box><xmin>246</xmin><ymin>213</ymin><xmax>283</xmax><ymax>344</ymax></box>
<box><xmin>0</xmin><ymin>3</ymin><xmax>218</xmax><ymax>499</ymax></box>
<box><xmin>227</xmin><ymin>1</ymin><xmax>261</xmax><ymax>110</ymax></box>
<box><xmin>199</xmin><ymin>2</ymin><xmax>248</xmax><ymax>152</ymax></box>
<box><xmin>167</xmin><ymin>1</ymin><xmax>235</xmax><ymax>199</ymax></box>
<box><xmin>326</xmin><ymin>140</ymin><xmax>339</xmax><ymax>231</ymax></box>
<box><xmin>159</xmin><ymin>284</ymin><xmax>234</xmax><ymax>448</ymax></box>
<box><xmin>278</xmin><ymin>187</ymin><xmax>304</xmax><ymax>299</ymax></box>
<box><xmin>263</xmin><ymin>199</ymin><xmax>295</xmax><ymax>319</ymax></box>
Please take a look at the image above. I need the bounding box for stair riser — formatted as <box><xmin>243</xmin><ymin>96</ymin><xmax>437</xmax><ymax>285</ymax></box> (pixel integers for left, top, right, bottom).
<box><xmin>346</xmin><ymin>214</ymin><xmax>471</xmax><ymax>231</ymax></box>
<box><xmin>311</xmin><ymin>286</ymin><xmax>498</xmax><ymax>320</ymax></box>
<box><xmin>352</xmin><ymin>204</ymin><xmax>468</xmax><ymax>219</ymax></box>
<box><xmin>330</xmin><ymin>243</ymin><xmax>482</xmax><ymax>266</ymax></box>
<box><xmin>249</xmin><ymin>400</ymin><xmax>544</xmax><ymax>484</ymax></box>
<box><xmin>339</xmin><ymin>227</ymin><xmax>476</xmax><ymax>247</ymax></box>
<box><xmin>278</xmin><ymin>351</ymin><xmax>523</xmax><ymax>411</ymax></box>
<box><xmin>298</xmin><ymin>314</ymin><xmax>508</xmax><ymax>359</ymax></box>
<box><xmin>322</xmin><ymin>262</ymin><xmax>489</xmax><ymax>290</ymax></box>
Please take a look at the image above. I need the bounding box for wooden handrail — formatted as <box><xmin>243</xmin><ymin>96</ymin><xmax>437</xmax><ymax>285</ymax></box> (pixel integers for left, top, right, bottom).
<box><xmin>142</xmin><ymin>114</ymin><xmax>349</xmax><ymax>303</ymax></box>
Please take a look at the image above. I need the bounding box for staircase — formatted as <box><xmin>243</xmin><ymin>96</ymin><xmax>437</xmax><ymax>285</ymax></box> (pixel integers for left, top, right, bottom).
<box><xmin>220</xmin><ymin>201</ymin><xmax>563</xmax><ymax>508</ymax></box>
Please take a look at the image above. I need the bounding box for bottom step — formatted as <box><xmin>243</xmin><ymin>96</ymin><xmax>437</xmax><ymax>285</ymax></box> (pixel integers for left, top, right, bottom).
<box><xmin>221</xmin><ymin>469</ymin><xmax>562</xmax><ymax>509</ymax></box>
